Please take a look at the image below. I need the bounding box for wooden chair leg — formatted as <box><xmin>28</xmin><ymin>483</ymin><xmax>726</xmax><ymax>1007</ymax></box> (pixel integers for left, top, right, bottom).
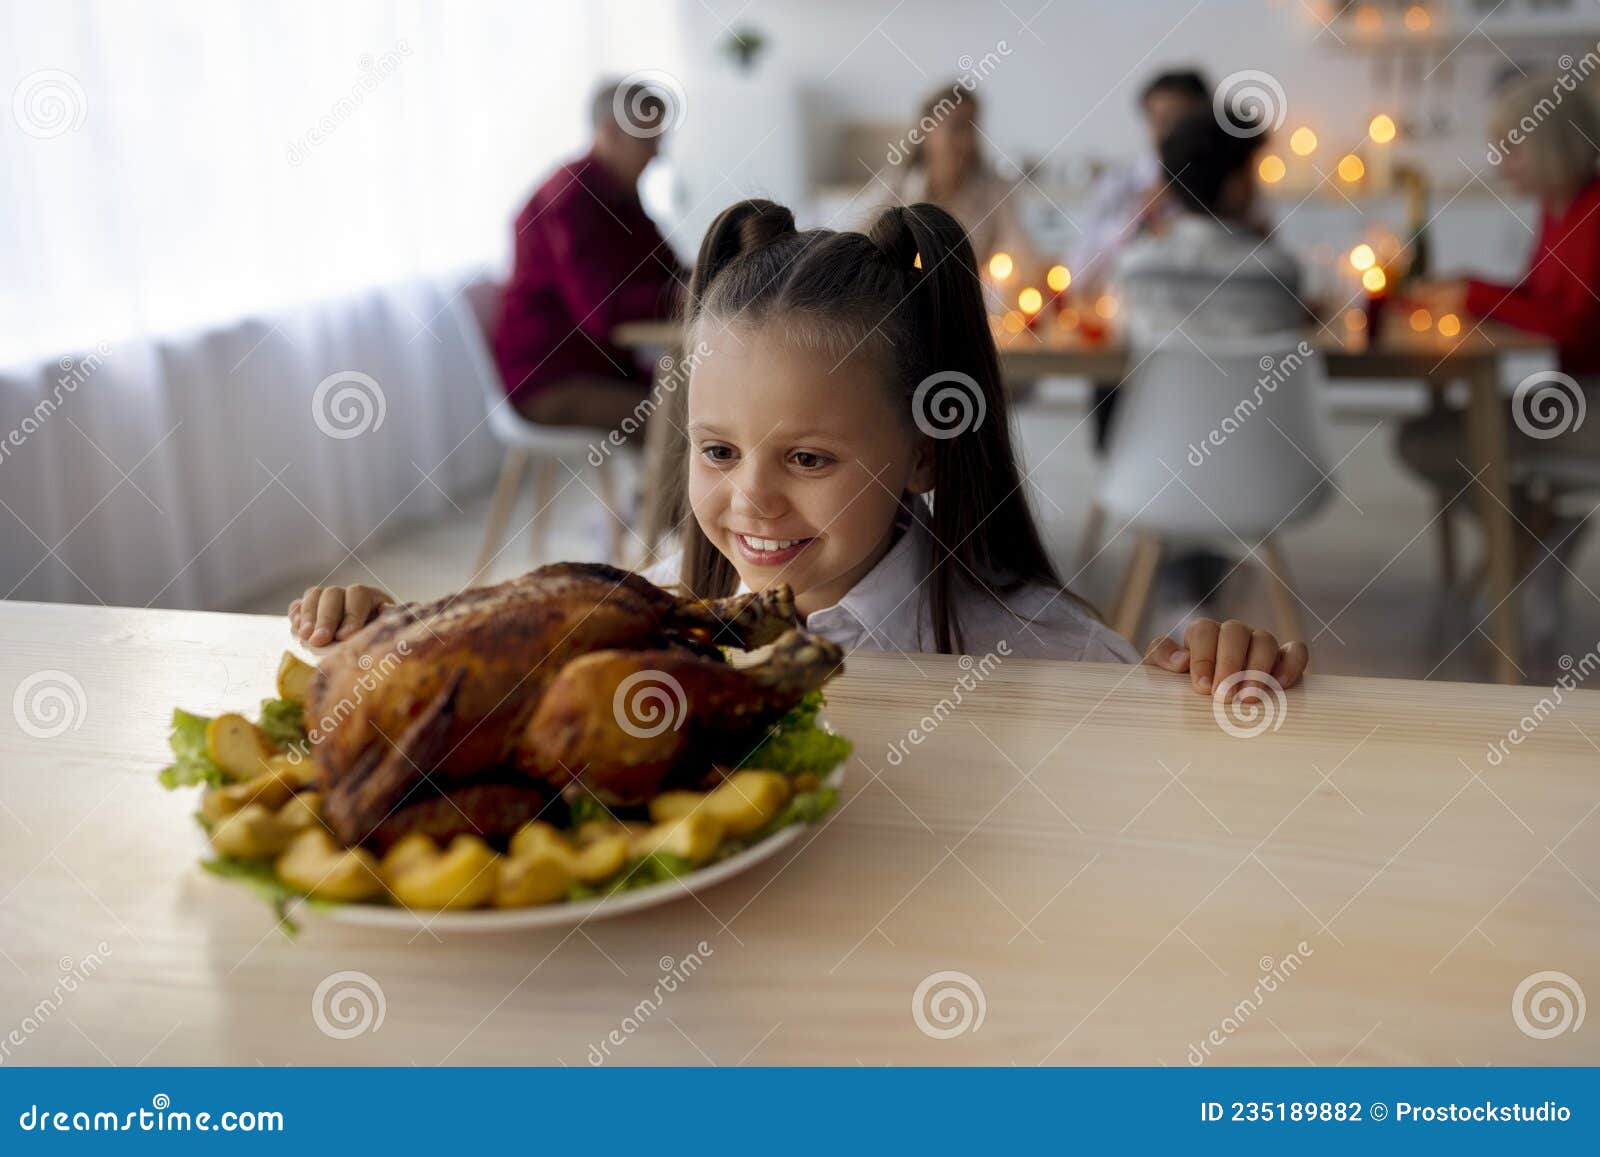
<box><xmin>528</xmin><ymin>459</ymin><xmax>557</xmax><ymax>567</ymax></box>
<box><xmin>594</xmin><ymin>457</ymin><xmax>626</xmax><ymax>565</ymax></box>
<box><xmin>1074</xmin><ymin>502</ymin><xmax>1106</xmax><ymax>576</ymax></box>
<box><xmin>1112</xmin><ymin>534</ymin><xmax>1163</xmax><ymax>644</ymax></box>
<box><xmin>470</xmin><ymin>447</ymin><xmax>528</xmax><ymax>585</ymax></box>
<box><xmin>1258</xmin><ymin>537</ymin><xmax>1304</xmax><ymax>641</ymax></box>
<box><xmin>1436</xmin><ymin>492</ymin><xmax>1459</xmax><ymax>589</ymax></box>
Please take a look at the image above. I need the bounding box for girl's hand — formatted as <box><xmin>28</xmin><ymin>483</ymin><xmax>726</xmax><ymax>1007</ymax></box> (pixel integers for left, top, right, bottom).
<box><xmin>289</xmin><ymin>584</ymin><xmax>394</xmax><ymax>646</ymax></box>
<box><xmin>1144</xmin><ymin>619</ymin><xmax>1309</xmax><ymax>698</ymax></box>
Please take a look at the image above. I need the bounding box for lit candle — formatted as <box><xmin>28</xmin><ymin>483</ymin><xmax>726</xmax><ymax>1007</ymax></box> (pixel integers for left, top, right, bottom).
<box><xmin>988</xmin><ymin>252</ymin><xmax>1014</xmax><ymax>281</ymax></box>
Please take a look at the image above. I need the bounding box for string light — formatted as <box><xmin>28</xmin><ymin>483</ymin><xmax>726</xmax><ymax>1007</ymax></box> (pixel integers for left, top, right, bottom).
<box><xmin>1046</xmin><ymin>264</ymin><xmax>1071</xmax><ymax>292</ymax></box>
<box><xmin>1349</xmin><ymin>243</ymin><xmax>1376</xmax><ymax>271</ymax></box>
<box><xmin>1018</xmin><ymin>287</ymin><xmax>1043</xmax><ymax>314</ymax></box>
<box><xmin>1338</xmin><ymin>154</ymin><xmax>1366</xmax><ymax>182</ymax></box>
<box><xmin>1369</xmin><ymin>113</ymin><xmax>1397</xmax><ymax>144</ymax></box>
<box><xmin>1259</xmin><ymin>154</ymin><xmax>1287</xmax><ymax>183</ymax></box>
<box><xmin>1290</xmin><ymin>126</ymin><xmax>1318</xmax><ymax>156</ymax></box>
<box><xmin>988</xmin><ymin>252</ymin><xmax>1014</xmax><ymax>280</ymax></box>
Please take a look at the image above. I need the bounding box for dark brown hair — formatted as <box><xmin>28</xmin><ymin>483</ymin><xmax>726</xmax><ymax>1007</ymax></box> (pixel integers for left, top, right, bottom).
<box><xmin>664</xmin><ymin>197</ymin><xmax>1077</xmax><ymax>654</ymax></box>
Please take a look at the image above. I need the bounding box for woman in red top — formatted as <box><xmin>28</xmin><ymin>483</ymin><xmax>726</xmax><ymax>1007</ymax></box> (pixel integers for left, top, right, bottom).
<box><xmin>1399</xmin><ymin>74</ymin><xmax>1600</xmax><ymax>648</ymax></box>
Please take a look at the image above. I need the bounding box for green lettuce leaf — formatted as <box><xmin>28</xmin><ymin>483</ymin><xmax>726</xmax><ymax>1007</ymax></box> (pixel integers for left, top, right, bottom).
<box><xmin>257</xmin><ymin>697</ymin><xmax>309</xmax><ymax>754</ymax></box>
<box><xmin>738</xmin><ymin>692</ymin><xmax>851</xmax><ymax>775</ymax></box>
<box><xmin>158</xmin><ymin>708</ymin><xmax>226</xmax><ymax>790</ymax></box>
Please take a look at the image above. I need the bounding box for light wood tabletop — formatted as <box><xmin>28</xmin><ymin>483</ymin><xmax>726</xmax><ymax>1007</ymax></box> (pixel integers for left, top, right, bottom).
<box><xmin>616</xmin><ymin>318</ymin><xmax>1551</xmax><ymax>685</ymax></box>
<box><xmin>1</xmin><ymin>600</ymin><xmax>1595</xmax><ymax>1066</ymax></box>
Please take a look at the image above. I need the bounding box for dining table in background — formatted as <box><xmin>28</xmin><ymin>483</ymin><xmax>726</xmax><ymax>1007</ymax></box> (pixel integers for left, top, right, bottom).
<box><xmin>0</xmin><ymin>600</ymin><xmax>1595</xmax><ymax>1065</ymax></box>
<box><xmin>614</xmin><ymin>318</ymin><xmax>1551</xmax><ymax>686</ymax></box>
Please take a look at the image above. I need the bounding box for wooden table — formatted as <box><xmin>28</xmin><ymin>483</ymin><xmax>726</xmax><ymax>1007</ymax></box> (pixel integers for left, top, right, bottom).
<box><xmin>2</xmin><ymin>600</ymin><xmax>1595</xmax><ymax>1065</ymax></box>
<box><xmin>616</xmin><ymin>319</ymin><xmax>1549</xmax><ymax>685</ymax></box>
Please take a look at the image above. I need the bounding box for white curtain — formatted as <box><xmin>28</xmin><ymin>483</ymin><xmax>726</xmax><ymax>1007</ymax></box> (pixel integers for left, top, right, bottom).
<box><xmin>0</xmin><ymin>0</ymin><xmax>621</xmax><ymax>610</ymax></box>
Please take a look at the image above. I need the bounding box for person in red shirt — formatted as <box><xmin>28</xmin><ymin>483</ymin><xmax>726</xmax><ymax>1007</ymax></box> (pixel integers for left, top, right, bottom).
<box><xmin>1399</xmin><ymin>74</ymin><xmax>1600</xmax><ymax>651</ymax></box>
<box><xmin>492</xmin><ymin>81</ymin><xmax>685</xmax><ymax>429</ymax></box>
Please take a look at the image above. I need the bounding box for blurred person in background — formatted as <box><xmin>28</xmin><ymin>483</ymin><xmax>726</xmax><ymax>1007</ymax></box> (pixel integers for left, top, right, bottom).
<box><xmin>492</xmin><ymin>80</ymin><xmax>685</xmax><ymax>430</ymax></box>
<box><xmin>1400</xmin><ymin>74</ymin><xmax>1600</xmax><ymax>649</ymax></box>
<box><xmin>1072</xmin><ymin>69</ymin><xmax>1211</xmax><ymax>450</ymax></box>
<box><xmin>1109</xmin><ymin>108</ymin><xmax>1307</xmax><ymax>634</ymax></box>
<box><xmin>869</xmin><ymin>83</ymin><xmax>1035</xmax><ymax>274</ymax></box>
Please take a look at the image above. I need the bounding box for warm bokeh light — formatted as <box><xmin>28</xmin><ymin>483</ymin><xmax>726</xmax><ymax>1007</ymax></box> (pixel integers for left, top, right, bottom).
<box><xmin>1369</xmin><ymin>114</ymin><xmax>1397</xmax><ymax>144</ymax></box>
<box><xmin>1058</xmin><ymin>307</ymin><xmax>1080</xmax><ymax>329</ymax></box>
<box><xmin>1349</xmin><ymin>243</ymin><xmax>1377</xmax><ymax>271</ymax></box>
<box><xmin>1290</xmin><ymin>126</ymin><xmax>1318</xmax><ymax>156</ymax></box>
<box><xmin>1361</xmin><ymin>266</ymin><xmax>1387</xmax><ymax>293</ymax></box>
<box><xmin>1343</xmin><ymin>308</ymin><xmax>1368</xmax><ymax>332</ymax></box>
<box><xmin>1355</xmin><ymin>4</ymin><xmax>1382</xmax><ymax>33</ymax></box>
<box><xmin>1410</xmin><ymin>308</ymin><xmax>1432</xmax><ymax>332</ymax></box>
<box><xmin>1338</xmin><ymin>154</ymin><xmax>1367</xmax><ymax>182</ymax></box>
<box><xmin>1018</xmin><ymin>287</ymin><xmax>1043</xmax><ymax>314</ymax></box>
<box><xmin>1001</xmin><ymin>310</ymin><xmax>1025</xmax><ymax>334</ymax></box>
<box><xmin>1094</xmin><ymin>294</ymin><xmax>1119</xmax><ymax>320</ymax></box>
<box><xmin>1404</xmin><ymin>5</ymin><xmax>1430</xmax><ymax>32</ymax></box>
<box><xmin>988</xmin><ymin>252</ymin><xmax>1014</xmax><ymax>280</ymax></box>
<box><xmin>1259</xmin><ymin>154</ymin><xmax>1287</xmax><ymax>183</ymax></box>
<box><xmin>913</xmin><ymin>252</ymin><xmax>922</xmax><ymax>269</ymax></box>
<box><xmin>1046</xmin><ymin>264</ymin><xmax>1071</xmax><ymax>292</ymax></box>
<box><xmin>1437</xmin><ymin>312</ymin><xmax>1461</xmax><ymax>337</ymax></box>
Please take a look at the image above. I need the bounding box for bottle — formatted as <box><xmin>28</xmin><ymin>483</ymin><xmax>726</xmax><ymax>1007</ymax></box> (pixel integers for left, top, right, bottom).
<box><xmin>1400</xmin><ymin>166</ymin><xmax>1430</xmax><ymax>281</ymax></box>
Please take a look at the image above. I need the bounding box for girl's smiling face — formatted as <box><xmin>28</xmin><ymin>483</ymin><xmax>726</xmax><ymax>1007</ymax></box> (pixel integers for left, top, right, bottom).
<box><xmin>687</xmin><ymin>323</ymin><xmax>931</xmax><ymax>616</ymax></box>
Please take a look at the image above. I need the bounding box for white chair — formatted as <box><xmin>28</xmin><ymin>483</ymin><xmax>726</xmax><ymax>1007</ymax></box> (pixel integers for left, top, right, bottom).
<box><xmin>451</xmin><ymin>280</ymin><xmax>631</xmax><ymax>584</ymax></box>
<box><xmin>1082</xmin><ymin>332</ymin><xmax>1334</xmax><ymax>645</ymax></box>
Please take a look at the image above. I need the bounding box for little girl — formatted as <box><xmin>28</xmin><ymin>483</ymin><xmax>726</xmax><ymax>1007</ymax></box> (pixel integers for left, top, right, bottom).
<box><xmin>293</xmin><ymin>199</ymin><xmax>1308</xmax><ymax>697</ymax></box>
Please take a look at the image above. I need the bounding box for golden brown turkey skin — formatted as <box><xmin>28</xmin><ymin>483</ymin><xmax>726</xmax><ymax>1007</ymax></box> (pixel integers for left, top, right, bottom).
<box><xmin>307</xmin><ymin>563</ymin><xmax>680</xmax><ymax>794</ymax></box>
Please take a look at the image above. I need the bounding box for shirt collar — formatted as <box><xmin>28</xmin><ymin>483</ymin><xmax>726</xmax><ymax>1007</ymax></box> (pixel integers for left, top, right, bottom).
<box><xmin>805</xmin><ymin>501</ymin><xmax>931</xmax><ymax>638</ymax></box>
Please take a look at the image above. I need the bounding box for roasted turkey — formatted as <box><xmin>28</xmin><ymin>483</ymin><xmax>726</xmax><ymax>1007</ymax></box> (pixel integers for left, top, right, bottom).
<box><xmin>305</xmin><ymin>562</ymin><xmax>843</xmax><ymax>850</ymax></box>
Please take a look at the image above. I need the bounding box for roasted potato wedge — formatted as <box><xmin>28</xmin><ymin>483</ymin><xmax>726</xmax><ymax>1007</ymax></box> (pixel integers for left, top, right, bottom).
<box><xmin>387</xmin><ymin>835</ymin><xmax>499</xmax><ymax>910</ymax></box>
<box><xmin>200</xmin><ymin>767</ymin><xmax>297</xmax><ymax>823</ymax></box>
<box><xmin>275</xmin><ymin>651</ymin><xmax>318</xmax><ymax>705</ymax></box>
<box><xmin>275</xmin><ymin>829</ymin><xmax>383</xmax><ymax>902</ymax></box>
<box><xmin>378</xmin><ymin>832</ymin><xmax>441</xmax><ymax>887</ymax></box>
<box><xmin>265</xmin><ymin>751</ymin><xmax>318</xmax><ymax>789</ymax></box>
<box><xmin>494</xmin><ymin>853</ymin><xmax>572</xmax><ymax>908</ymax></box>
<box><xmin>633</xmin><ymin>813</ymin><xmax>724</xmax><ymax>865</ymax></box>
<box><xmin>647</xmin><ymin>791</ymin><xmax>705</xmax><ymax>824</ymax></box>
<box><xmin>509</xmin><ymin>823</ymin><xmax>631</xmax><ymax>885</ymax></box>
<box><xmin>209</xmin><ymin>803</ymin><xmax>297</xmax><ymax>859</ymax></box>
<box><xmin>205</xmin><ymin>713</ymin><xmax>277</xmax><ymax>781</ymax></box>
<box><xmin>276</xmin><ymin>790</ymin><xmax>324</xmax><ymax>833</ymax></box>
<box><xmin>705</xmin><ymin>770</ymin><xmax>791</xmax><ymax>836</ymax></box>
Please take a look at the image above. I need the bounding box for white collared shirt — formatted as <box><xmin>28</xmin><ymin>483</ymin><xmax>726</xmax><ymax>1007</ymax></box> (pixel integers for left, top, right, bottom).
<box><xmin>645</xmin><ymin>515</ymin><xmax>1140</xmax><ymax>664</ymax></box>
